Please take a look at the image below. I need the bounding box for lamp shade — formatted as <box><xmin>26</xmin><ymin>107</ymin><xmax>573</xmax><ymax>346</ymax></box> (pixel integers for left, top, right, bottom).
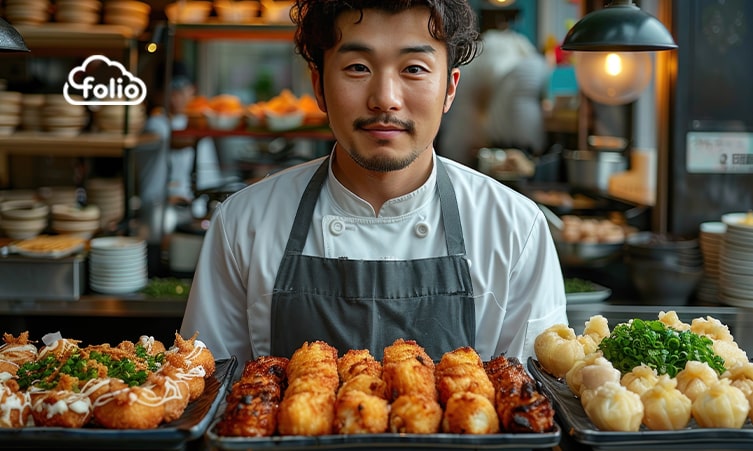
<box><xmin>0</xmin><ymin>17</ymin><xmax>29</xmax><ymax>52</ymax></box>
<box><xmin>573</xmin><ymin>51</ymin><xmax>652</xmax><ymax>105</ymax></box>
<box><xmin>561</xmin><ymin>1</ymin><xmax>677</xmax><ymax>52</ymax></box>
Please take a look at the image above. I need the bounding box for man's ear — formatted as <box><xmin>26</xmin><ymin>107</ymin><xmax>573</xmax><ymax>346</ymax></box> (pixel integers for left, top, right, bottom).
<box><xmin>443</xmin><ymin>68</ymin><xmax>461</xmax><ymax>113</ymax></box>
<box><xmin>310</xmin><ymin>66</ymin><xmax>327</xmax><ymax>113</ymax></box>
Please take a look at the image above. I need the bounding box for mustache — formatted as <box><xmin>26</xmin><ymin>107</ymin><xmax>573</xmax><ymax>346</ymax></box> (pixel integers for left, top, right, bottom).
<box><xmin>353</xmin><ymin>114</ymin><xmax>415</xmax><ymax>134</ymax></box>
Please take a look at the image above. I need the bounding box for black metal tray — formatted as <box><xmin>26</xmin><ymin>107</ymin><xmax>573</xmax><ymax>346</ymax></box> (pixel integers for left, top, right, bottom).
<box><xmin>207</xmin><ymin>414</ymin><xmax>560</xmax><ymax>450</ymax></box>
<box><xmin>528</xmin><ymin>357</ymin><xmax>753</xmax><ymax>451</ymax></box>
<box><xmin>0</xmin><ymin>357</ymin><xmax>237</xmax><ymax>450</ymax></box>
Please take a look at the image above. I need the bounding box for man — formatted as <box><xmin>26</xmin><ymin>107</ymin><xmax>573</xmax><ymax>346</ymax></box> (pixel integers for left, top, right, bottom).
<box><xmin>180</xmin><ymin>0</ymin><xmax>567</xmax><ymax>365</ymax></box>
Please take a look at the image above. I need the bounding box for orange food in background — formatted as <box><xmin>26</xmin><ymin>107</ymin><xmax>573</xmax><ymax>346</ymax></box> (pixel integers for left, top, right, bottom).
<box><xmin>208</xmin><ymin>94</ymin><xmax>244</xmax><ymax>115</ymax></box>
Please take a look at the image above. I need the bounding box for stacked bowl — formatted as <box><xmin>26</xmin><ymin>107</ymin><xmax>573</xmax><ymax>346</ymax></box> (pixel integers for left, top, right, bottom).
<box><xmin>93</xmin><ymin>104</ymin><xmax>146</xmax><ymax>134</ymax></box>
<box><xmin>50</xmin><ymin>204</ymin><xmax>101</xmax><ymax>238</ymax></box>
<box><xmin>20</xmin><ymin>94</ymin><xmax>46</xmax><ymax>132</ymax></box>
<box><xmin>624</xmin><ymin>232</ymin><xmax>704</xmax><ymax>305</ymax></box>
<box><xmin>718</xmin><ymin>212</ymin><xmax>753</xmax><ymax>307</ymax></box>
<box><xmin>0</xmin><ymin>199</ymin><xmax>49</xmax><ymax>240</ymax></box>
<box><xmin>0</xmin><ymin>91</ymin><xmax>22</xmax><ymax>135</ymax></box>
<box><xmin>42</xmin><ymin>95</ymin><xmax>89</xmax><ymax>136</ymax></box>
<box><xmin>89</xmin><ymin>236</ymin><xmax>148</xmax><ymax>294</ymax></box>
<box><xmin>103</xmin><ymin>0</ymin><xmax>151</xmax><ymax>36</ymax></box>
<box><xmin>86</xmin><ymin>178</ymin><xmax>124</xmax><ymax>231</ymax></box>
<box><xmin>4</xmin><ymin>0</ymin><xmax>51</xmax><ymax>25</ymax></box>
<box><xmin>55</xmin><ymin>0</ymin><xmax>102</xmax><ymax>25</ymax></box>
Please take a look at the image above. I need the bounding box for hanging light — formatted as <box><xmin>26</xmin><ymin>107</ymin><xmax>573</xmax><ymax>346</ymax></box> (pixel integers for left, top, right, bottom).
<box><xmin>562</xmin><ymin>0</ymin><xmax>676</xmax><ymax>105</ymax></box>
<box><xmin>0</xmin><ymin>17</ymin><xmax>29</xmax><ymax>52</ymax></box>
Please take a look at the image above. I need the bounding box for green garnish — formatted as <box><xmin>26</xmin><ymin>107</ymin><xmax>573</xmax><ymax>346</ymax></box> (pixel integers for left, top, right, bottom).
<box><xmin>564</xmin><ymin>278</ymin><xmax>596</xmax><ymax>294</ymax></box>
<box><xmin>598</xmin><ymin>318</ymin><xmax>726</xmax><ymax>377</ymax></box>
<box><xmin>140</xmin><ymin>277</ymin><xmax>191</xmax><ymax>299</ymax></box>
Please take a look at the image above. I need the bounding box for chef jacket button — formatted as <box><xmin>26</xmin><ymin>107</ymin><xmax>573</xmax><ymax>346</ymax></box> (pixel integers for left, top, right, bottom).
<box><xmin>329</xmin><ymin>220</ymin><xmax>345</xmax><ymax>235</ymax></box>
<box><xmin>414</xmin><ymin>222</ymin><xmax>430</xmax><ymax>238</ymax></box>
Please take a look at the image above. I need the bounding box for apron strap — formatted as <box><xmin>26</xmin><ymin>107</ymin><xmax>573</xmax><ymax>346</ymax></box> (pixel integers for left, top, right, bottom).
<box><xmin>283</xmin><ymin>155</ymin><xmax>466</xmax><ymax>256</ymax></box>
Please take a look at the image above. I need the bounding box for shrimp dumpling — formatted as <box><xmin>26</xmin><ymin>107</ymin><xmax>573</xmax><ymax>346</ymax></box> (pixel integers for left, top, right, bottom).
<box><xmin>675</xmin><ymin>361</ymin><xmax>720</xmax><ymax>402</ymax></box>
<box><xmin>691</xmin><ymin>379</ymin><xmax>749</xmax><ymax>429</ymax></box>
<box><xmin>723</xmin><ymin>362</ymin><xmax>753</xmax><ymax>398</ymax></box>
<box><xmin>582</xmin><ymin>381</ymin><xmax>643</xmax><ymax>432</ymax></box>
<box><xmin>534</xmin><ymin>324</ymin><xmax>585</xmax><ymax>378</ymax></box>
<box><xmin>640</xmin><ymin>374</ymin><xmax>691</xmax><ymax>430</ymax></box>
<box><xmin>621</xmin><ymin>364</ymin><xmax>659</xmax><ymax>397</ymax></box>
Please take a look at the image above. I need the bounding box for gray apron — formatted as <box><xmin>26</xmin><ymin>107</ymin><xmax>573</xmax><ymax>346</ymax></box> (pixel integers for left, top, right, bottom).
<box><xmin>270</xmin><ymin>157</ymin><xmax>475</xmax><ymax>360</ymax></box>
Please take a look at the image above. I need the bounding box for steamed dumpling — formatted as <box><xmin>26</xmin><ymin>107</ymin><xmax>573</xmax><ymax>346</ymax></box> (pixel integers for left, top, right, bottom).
<box><xmin>640</xmin><ymin>374</ymin><xmax>691</xmax><ymax>430</ymax></box>
<box><xmin>534</xmin><ymin>324</ymin><xmax>585</xmax><ymax>378</ymax></box>
<box><xmin>690</xmin><ymin>316</ymin><xmax>734</xmax><ymax>342</ymax></box>
<box><xmin>657</xmin><ymin>310</ymin><xmax>690</xmax><ymax>331</ymax></box>
<box><xmin>621</xmin><ymin>364</ymin><xmax>659</xmax><ymax>397</ymax></box>
<box><xmin>577</xmin><ymin>315</ymin><xmax>610</xmax><ymax>355</ymax></box>
<box><xmin>723</xmin><ymin>362</ymin><xmax>753</xmax><ymax>398</ymax></box>
<box><xmin>579</xmin><ymin>358</ymin><xmax>621</xmax><ymax>395</ymax></box>
<box><xmin>691</xmin><ymin>379</ymin><xmax>749</xmax><ymax>428</ymax></box>
<box><xmin>712</xmin><ymin>339</ymin><xmax>747</xmax><ymax>369</ymax></box>
<box><xmin>566</xmin><ymin>351</ymin><xmax>605</xmax><ymax>396</ymax></box>
<box><xmin>582</xmin><ymin>381</ymin><xmax>643</xmax><ymax>432</ymax></box>
<box><xmin>675</xmin><ymin>361</ymin><xmax>719</xmax><ymax>402</ymax></box>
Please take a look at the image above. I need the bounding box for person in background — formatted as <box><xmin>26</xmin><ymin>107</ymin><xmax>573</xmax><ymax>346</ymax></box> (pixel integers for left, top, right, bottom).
<box><xmin>180</xmin><ymin>0</ymin><xmax>567</xmax><ymax>365</ymax></box>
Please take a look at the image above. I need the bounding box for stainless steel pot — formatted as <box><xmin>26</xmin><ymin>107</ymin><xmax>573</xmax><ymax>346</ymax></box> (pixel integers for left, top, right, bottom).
<box><xmin>564</xmin><ymin>150</ymin><xmax>627</xmax><ymax>191</ymax></box>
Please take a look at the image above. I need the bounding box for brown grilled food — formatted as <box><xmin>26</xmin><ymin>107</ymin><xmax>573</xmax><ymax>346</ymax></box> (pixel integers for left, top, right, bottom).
<box><xmin>485</xmin><ymin>356</ymin><xmax>555</xmax><ymax>433</ymax></box>
<box><xmin>215</xmin><ymin>356</ymin><xmax>288</xmax><ymax>437</ymax></box>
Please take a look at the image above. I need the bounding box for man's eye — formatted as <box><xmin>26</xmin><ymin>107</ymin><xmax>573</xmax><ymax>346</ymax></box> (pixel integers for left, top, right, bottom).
<box><xmin>405</xmin><ymin>65</ymin><xmax>427</xmax><ymax>74</ymax></box>
<box><xmin>347</xmin><ymin>63</ymin><xmax>369</xmax><ymax>72</ymax></box>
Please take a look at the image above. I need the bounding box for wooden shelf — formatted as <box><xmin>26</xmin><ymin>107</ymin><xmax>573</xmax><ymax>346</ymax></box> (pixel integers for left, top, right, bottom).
<box><xmin>13</xmin><ymin>24</ymin><xmax>139</xmax><ymax>51</ymax></box>
<box><xmin>172</xmin><ymin>22</ymin><xmax>295</xmax><ymax>41</ymax></box>
<box><xmin>0</xmin><ymin>132</ymin><xmax>161</xmax><ymax>157</ymax></box>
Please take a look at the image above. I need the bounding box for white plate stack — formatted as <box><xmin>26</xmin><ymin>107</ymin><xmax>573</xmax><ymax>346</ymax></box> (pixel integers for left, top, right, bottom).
<box><xmin>718</xmin><ymin>213</ymin><xmax>753</xmax><ymax>307</ymax></box>
<box><xmin>697</xmin><ymin>221</ymin><xmax>727</xmax><ymax>304</ymax></box>
<box><xmin>89</xmin><ymin>236</ymin><xmax>147</xmax><ymax>294</ymax></box>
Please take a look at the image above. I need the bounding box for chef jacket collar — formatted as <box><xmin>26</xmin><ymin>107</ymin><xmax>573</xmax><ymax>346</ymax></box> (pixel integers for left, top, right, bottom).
<box><xmin>325</xmin><ymin>149</ymin><xmax>438</xmax><ymax>218</ymax></box>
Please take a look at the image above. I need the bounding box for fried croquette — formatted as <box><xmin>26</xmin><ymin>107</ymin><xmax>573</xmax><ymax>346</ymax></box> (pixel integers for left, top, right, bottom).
<box><xmin>337</xmin><ymin>349</ymin><xmax>382</xmax><ymax>382</ymax></box>
<box><xmin>277</xmin><ymin>391</ymin><xmax>336</xmax><ymax>436</ymax></box>
<box><xmin>388</xmin><ymin>394</ymin><xmax>442</xmax><ymax>434</ymax></box>
<box><xmin>383</xmin><ymin>358</ymin><xmax>437</xmax><ymax>402</ymax></box>
<box><xmin>91</xmin><ymin>379</ymin><xmax>166</xmax><ymax>429</ymax></box>
<box><xmin>441</xmin><ymin>391</ymin><xmax>500</xmax><ymax>434</ymax></box>
<box><xmin>0</xmin><ymin>376</ymin><xmax>33</xmax><ymax>427</ymax></box>
<box><xmin>333</xmin><ymin>389</ymin><xmax>389</xmax><ymax>434</ymax></box>
<box><xmin>337</xmin><ymin>373</ymin><xmax>388</xmax><ymax>400</ymax></box>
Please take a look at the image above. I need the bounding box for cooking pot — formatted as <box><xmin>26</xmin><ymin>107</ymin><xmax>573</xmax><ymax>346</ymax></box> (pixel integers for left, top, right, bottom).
<box><xmin>564</xmin><ymin>149</ymin><xmax>627</xmax><ymax>191</ymax></box>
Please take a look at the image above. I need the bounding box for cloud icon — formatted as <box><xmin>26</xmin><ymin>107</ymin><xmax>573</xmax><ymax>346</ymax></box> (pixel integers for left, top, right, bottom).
<box><xmin>64</xmin><ymin>55</ymin><xmax>147</xmax><ymax>106</ymax></box>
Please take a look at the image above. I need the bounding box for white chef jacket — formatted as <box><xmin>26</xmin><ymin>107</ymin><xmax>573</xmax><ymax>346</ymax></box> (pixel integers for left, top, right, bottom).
<box><xmin>180</xmin><ymin>152</ymin><xmax>568</xmax><ymax>365</ymax></box>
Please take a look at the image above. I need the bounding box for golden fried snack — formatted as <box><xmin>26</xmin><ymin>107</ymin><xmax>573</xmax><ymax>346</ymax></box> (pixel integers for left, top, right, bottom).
<box><xmin>487</xmin><ymin>356</ymin><xmax>555</xmax><ymax>433</ymax></box>
<box><xmin>138</xmin><ymin>335</ymin><xmax>167</xmax><ymax>355</ymax></box>
<box><xmin>286</xmin><ymin>341</ymin><xmax>338</xmax><ymax>382</ymax></box>
<box><xmin>383</xmin><ymin>358</ymin><xmax>437</xmax><ymax>402</ymax></box>
<box><xmin>382</xmin><ymin>338</ymin><xmax>435</xmax><ymax>369</ymax></box>
<box><xmin>441</xmin><ymin>392</ymin><xmax>500</xmax><ymax>434</ymax></box>
<box><xmin>0</xmin><ymin>332</ymin><xmax>38</xmax><ymax>375</ymax></box>
<box><xmin>436</xmin><ymin>347</ymin><xmax>495</xmax><ymax>406</ymax></box>
<box><xmin>166</xmin><ymin>332</ymin><xmax>215</xmax><ymax>378</ymax></box>
<box><xmin>241</xmin><ymin>356</ymin><xmax>288</xmax><ymax>386</ymax></box>
<box><xmin>333</xmin><ymin>389</ymin><xmax>389</xmax><ymax>434</ymax></box>
<box><xmin>0</xmin><ymin>377</ymin><xmax>32</xmax><ymax>427</ymax></box>
<box><xmin>148</xmin><ymin>364</ymin><xmax>191</xmax><ymax>423</ymax></box>
<box><xmin>30</xmin><ymin>374</ymin><xmax>92</xmax><ymax>428</ymax></box>
<box><xmin>37</xmin><ymin>336</ymin><xmax>81</xmax><ymax>362</ymax></box>
<box><xmin>337</xmin><ymin>349</ymin><xmax>382</xmax><ymax>382</ymax></box>
<box><xmin>277</xmin><ymin>391</ymin><xmax>336</xmax><ymax>436</ymax></box>
<box><xmin>164</xmin><ymin>352</ymin><xmax>206</xmax><ymax>401</ymax></box>
<box><xmin>91</xmin><ymin>378</ymin><xmax>166</xmax><ymax>429</ymax></box>
<box><xmin>337</xmin><ymin>373</ymin><xmax>388</xmax><ymax>399</ymax></box>
<box><xmin>388</xmin><ymin>394</ymin><xmax>442</xmax><ymax>434</ymax></box>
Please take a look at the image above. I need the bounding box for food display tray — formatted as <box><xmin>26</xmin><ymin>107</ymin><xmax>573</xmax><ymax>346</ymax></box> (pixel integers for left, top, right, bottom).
<box><xmin>565</xmin><ymin>282</ymin><xmax>612</xmax><ymax>304</ymax></box>
<box><xmin>528</xmin><ymin>357</ymin><xmax>753</xmax><ymax>451</ymax></box>
<box><xmin>207</xmin><ymin>417</ymin><xmax>560</xmax><ymax>450</ymax></box>
<box><xmin>0</xmin><ymin>357</ymin><xmax>237</xmax><ymax>450</ymax></box>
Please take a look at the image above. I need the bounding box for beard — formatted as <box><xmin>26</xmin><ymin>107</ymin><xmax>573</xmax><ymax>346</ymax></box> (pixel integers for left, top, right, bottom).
<box><xmin>347</xmin><ymin>114</ymin><xmax>420</xmax><ymax>172</ymax></box>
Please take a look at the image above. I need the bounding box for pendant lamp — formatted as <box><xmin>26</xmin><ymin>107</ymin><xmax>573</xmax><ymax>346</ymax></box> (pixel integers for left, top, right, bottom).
<box><xmin>562</xmin><ymin>0</ymin><xmax>676</xmax><ymax>105</ymax></box>
<box><xmin>0</xmin><ymin>17</ymin><xmax>29</xmax><ymax>52</ymax></box>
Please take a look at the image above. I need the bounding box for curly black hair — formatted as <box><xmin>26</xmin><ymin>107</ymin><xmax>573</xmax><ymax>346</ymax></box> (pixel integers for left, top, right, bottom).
<box><xmin>291</xmin><ymin>0</ymin><xmax>481</xmax><ymax>75</ymax></box>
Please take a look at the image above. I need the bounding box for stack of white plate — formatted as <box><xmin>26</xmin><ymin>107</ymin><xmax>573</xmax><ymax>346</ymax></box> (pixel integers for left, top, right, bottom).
<box><xmin>86</xmin><ymin>178</ymin><xmax>124</xmax><ymax>230</ymax></box>
<box><xmin>718</xmin><ymin>212</ymin><xmax>753</xmax><ymax>307</ymax></box>
<box><xmin>697</xmin><ymin>221</ymin><xmax>727</xmax><ymax>304</ymax></box>
<box><xmin>89</xmin><ymin>236</ymin><xmax>147</xmax><ymax>294</ymax></box>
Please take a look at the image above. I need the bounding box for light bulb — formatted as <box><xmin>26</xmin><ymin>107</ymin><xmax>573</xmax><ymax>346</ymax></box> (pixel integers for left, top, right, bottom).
<box><xmin>573</xmin><ymin>51</ymin><xmax>653</xmax><ymax>105</ymax></box>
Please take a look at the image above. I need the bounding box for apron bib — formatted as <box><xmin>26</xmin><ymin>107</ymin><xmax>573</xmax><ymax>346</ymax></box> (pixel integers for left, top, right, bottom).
<box><xmin>270</xmin><ymin>157</ymin><xmax>475</xmax><ymax>359</ymax></box>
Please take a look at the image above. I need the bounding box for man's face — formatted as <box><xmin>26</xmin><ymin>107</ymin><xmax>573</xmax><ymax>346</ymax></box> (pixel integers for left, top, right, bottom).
<box><xmin>312</xmin><ymin>7</ymin><xmax>460</xmax><ymax>172</ymax></box>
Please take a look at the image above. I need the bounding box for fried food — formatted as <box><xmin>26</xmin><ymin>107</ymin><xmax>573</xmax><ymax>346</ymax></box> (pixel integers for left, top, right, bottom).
<box><xmin>382</xmin><ymin>339</ymin><xmax>437</xmax><ymax>402</ymax></box>
<box><xmin>0</xmin><ymin>332</ymin><xmax>38</xmax><ymax>375</ymax></box>
<box><xmin>0</xmin><ymin>376</ymin><xmax>32</xmax><ymax>427</ymax></box>
<box><xmin>337</xmin><ymin>349</ymin><xmax>382</xmax><ymax>382</ymax></box>
<box><xmin>91</xmin><ymin>378</ymin><xmax>166</xmax><ymax>429</ymax></box>
<box><xmin>277</xmin><ymin>391</ymin><xmax>336</xmax><ymax>436</ymax></box>
<box><xmin>277</xmin><ymin>341</ymin><xmax>338</xmax><ymax>436</ymax></box>
<box><xmin>436</xmin><ymin>347</ymin><xmax>495</xmax><ymax>406</ymax></box>
<box><xmin>486</xmin><ymin>356</ymin><xmax>555</xmax><ymax>433</ymax></box>
<box><xmin>166</xmin><ymin>332</ymin><xmax>215</xmax><ymax>378</ymax></box>
<box><xmin>382</xmin><ymin>338</ymin><xmax>434</xmax><ymax>369</ymax></box>
<box><xmin>388</xmin><ymin>394</ymin><xmax>442</xmax><ymax>434</ymax></box>
<box><xmin>30</xmin><ymin>374</ymin><xmax>92</xmax><ymax>428</ymax></box>
<box><xmin>148</xmin><ymin>364</ymin><xmax>191</xmax><ymax>423</ymax></box>
<box><xmin>337</xmin><ymin>373</ymin><xmax>387</xmax><ymax>399</ymax></box>
<box><xmin>441</xmin><ymin>391</ymin><xmax>500</xmax><ymax>434</ymax></box>
<box><xmin>333</xmin><ymin>389</ymin><xmax>389</xmax><ymax>434</ymax></box>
